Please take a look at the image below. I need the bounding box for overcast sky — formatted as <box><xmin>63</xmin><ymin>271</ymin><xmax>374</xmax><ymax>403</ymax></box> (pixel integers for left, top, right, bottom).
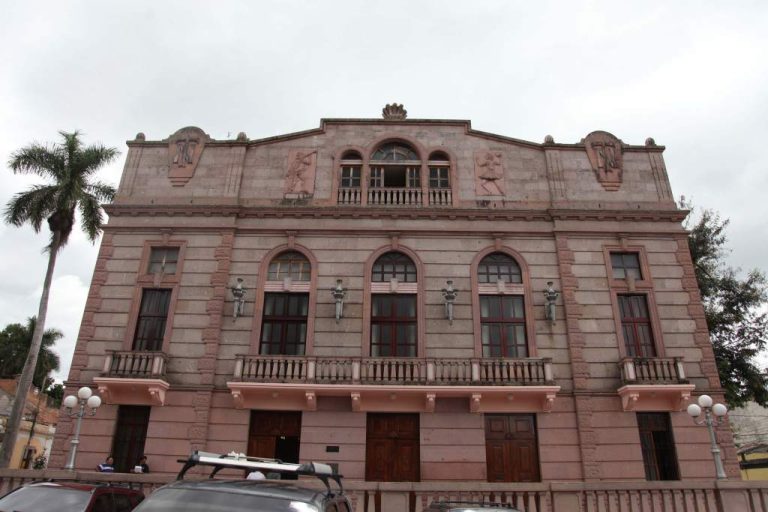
<box><xmin>1</xmin><ymin>1</ymin><xmax>767</xmax><ymax>381</ymax></box>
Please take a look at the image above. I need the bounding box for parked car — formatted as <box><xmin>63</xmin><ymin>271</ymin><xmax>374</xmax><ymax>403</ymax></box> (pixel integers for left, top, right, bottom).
<box><xmin>0</xmin><ymin>481</ymin><xmax>144</xmax><ymax>512</ymax></box>
<box><xmin>132</xmin><ymin>451</ymin><xmax>351</xmax><ymax>512</ymax></box>
<box><xmin>423</xmin><ymin>501</ymin><xmax>521</xmax><ymax>512</ymax></box>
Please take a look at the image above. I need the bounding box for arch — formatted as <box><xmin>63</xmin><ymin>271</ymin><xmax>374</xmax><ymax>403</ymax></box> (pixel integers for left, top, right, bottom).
<box><xmin>341</xmin><ymin>150</ymin><xmax>362</xmax><ymax>161</ymax></box>
<box><xmin>362</xmin><ymin>243</ymin><xmax>426</xmax><ymax>358</ymax></box>
<box><xmin>428</xmin><ymin>150</ymin><xmax>450</xmax><ymax>162</ymax></box>
<box><xmin>365</xmin><ymin>134</ymin><xmax>426</xmax><ymax>162</ymax></box>
<box><xmin>371</xmin><ymin>251</ymin><xmax>417</xmax><ymax>282</ymax></box>
<box><xmin>371</xmin><ymin>141</ymin><xmax>420</xmax><ymax>162</ymax></box>
<box><xmin>249</xmin><ymin>243</ymin><xmax>319</xmax><ymax>355</ymax></box>
<box><xmin>470</xmin><ymin>245</ymin><xmax>537</xmax><ymax>357</ymax></box>
<box><xmin>331</xmin><ymin>145</ymin><xmax>368</xmax><ymax>206</ymax></box>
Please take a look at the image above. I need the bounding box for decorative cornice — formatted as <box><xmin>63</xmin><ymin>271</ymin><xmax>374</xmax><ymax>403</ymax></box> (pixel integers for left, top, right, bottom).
<box><xmin>104</xmin><ymin>204</ymin><xmax>686</xmax><ymax>223</ymax></box>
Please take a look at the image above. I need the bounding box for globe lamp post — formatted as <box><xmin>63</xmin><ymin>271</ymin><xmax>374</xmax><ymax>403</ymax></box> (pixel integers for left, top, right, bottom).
<box><xmin>686</xmin><ymin>394</ymin><xmax>728</xmax><ymax>480</ymax></box>
<box><xmin>63</xmin><ymin>387</ymin><xmax>101</xmax><ymax>470</ymax></box>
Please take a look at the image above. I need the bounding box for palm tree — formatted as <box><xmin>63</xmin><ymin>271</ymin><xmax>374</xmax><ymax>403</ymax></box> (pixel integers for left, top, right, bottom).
<box><xmin>0</xmin><ymin>317</ymin><xmax>62</xmax><ymax>388</ymax></box>
<box><xmin>0</xmin><ymin>131</ymin><xmax>118</xmax><ymax>468</ymax></box>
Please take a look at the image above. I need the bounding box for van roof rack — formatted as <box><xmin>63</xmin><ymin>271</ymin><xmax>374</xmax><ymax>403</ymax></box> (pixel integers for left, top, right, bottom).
<box><xmin>176</xmin><ymin>451</ymin><xmax>344</xmax><ymax>494</ymax></box>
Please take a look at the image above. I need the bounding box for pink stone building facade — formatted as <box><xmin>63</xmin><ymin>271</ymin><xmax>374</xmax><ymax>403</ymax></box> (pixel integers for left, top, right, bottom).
<box><xmin>49</xmin><ymin>108</ymin><xmax>739</xmax><ymax>482</ymax></box>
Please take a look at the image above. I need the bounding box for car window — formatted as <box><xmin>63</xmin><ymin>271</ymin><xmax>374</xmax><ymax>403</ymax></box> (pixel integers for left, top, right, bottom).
<box><xmin>113</xmin><ymin>492</ymin><xmax>134</xmax><ymax>512</ymax></box>
<box><xmin>0</xmin><ymin>486</ymin><xmax>92</xmax><ymax>512</ymax></box>
<box><xmin>91</xmin><ymin>493</ymin><xmax>115</xmax><ymax>512</ymax></box>
<box><xmin>133</xmin><ymin>488</ymin><xmax>320</xmax><ymax>512</ymax></box>
<box><xmin>325</xmin><ymin>504</ymin><xmax>338</xmax><ymax>512</ymax></box>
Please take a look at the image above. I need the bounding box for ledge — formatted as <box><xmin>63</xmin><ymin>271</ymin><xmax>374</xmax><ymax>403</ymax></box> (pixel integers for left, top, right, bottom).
<box><xmin>94</xmin><ymin>377</ymin><xmax>170</xmax><ymax>407</ymax></box>
<box><xmin>617</xmin><ymin>384</ymin><xmax>695</xmax><ymax>412</ymax></box>
<box><xmin>227</xmin><ymin>382</ymin><xmax>560</xmax><ymax>413</ymax></box>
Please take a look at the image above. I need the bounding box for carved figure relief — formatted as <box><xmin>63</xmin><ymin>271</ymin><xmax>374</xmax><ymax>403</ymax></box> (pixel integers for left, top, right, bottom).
<box><xmin>583</xmin><ymin>131</ymin><xmax>624</xmax><ymax>191</ymax></box>
<box><xmin>284</xmin><ymin>150</ymin><xmax>317</xmax><ymax>197</ymax></box>
<box><xmin>166</xmin><ymin>126</ymin><xmax>211</xmax><ymax>187</ymax></box>
<box><xmin>474</xmin><ymin>151</ymin><xmax>505</xmax><ymax>196</ymax></box>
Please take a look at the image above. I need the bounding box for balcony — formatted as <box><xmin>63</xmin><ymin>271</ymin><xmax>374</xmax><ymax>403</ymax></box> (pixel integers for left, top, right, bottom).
<box><xmin>617</xmin><ymin>357</ymin><xmax>695</xmax><ymax>412</ymax></box>
<box><xmin>337</xmin><ymin>187</ymin><xmax>453</xmax><ymax>206</ymax></box>
<box><xmin>228</xmin><ymin>355</ymin><xmax>559</xmax><ymax>414</ymax></box>
<box><xmin>93</xmin><ymin>351</ymin><xmax>170</xmax><ymax>406</ymax></box>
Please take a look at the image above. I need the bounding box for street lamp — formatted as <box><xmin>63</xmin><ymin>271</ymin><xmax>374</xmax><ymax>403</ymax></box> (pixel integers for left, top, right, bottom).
<box><xmin>687</xmin><ymin>394</ymin><xmax>729</xmax><ymax>480</ymax></box>
<box><xmin>63</xmin><ymin>387</ymin><xmax>101</xmax><ymax>470</ymax></box>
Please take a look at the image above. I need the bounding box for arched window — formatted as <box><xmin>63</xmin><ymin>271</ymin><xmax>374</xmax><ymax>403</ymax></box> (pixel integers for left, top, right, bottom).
<box><xmin>478</xmin><ymin>253</ymin><xmax>522</xmax><ymax>284</ymax></box>
<box><xmin>261</xmin><ymin>251</ymin><xmax>312</xmax><ymax>355</ymax></box>
<box><xmin>476</xmin><ymin>252</ymin><xmax>527</xmax><ymax>357</ymax></box>
<box><xmin>338</xmin><ymin>151</ymin><xmax>362</xmax><ymax>205</ymax></box>
<box><xmin>428</xmin><ymin>151</ymin><xmax>450</xmax><ymax>189</ymax></box>
<box><xmin>268</xmin><ymin>251</ymin><xmax>311</xmax><ymax>281</ymax></box>
<box><xmin>372</xmin><ymin>252</ymin><xmax>417</xmax><ymax>282</ymax></box>
<box><xmin>369</xmin><ymin>142</ymin><xmax>421</xmax><ymax>206</ymax></box>
<box><xmin>370</xmin><ymin>251</ymin><xmax>418</xmax><ymax>357</ymax></box>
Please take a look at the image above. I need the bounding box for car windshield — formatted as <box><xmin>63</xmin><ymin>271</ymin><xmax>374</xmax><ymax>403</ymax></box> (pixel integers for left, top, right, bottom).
<box><xmin>0</xmin><ymin>486</ymin><xmax>91</xmax><ymax>512</ymax></box>
<box><xmin>132</xmin><ymin>488</ymin><xmax>319</xmax><ymax>512</ymax></box>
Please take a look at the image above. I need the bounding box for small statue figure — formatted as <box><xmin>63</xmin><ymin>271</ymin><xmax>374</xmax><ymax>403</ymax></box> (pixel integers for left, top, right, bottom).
<box><xmin>544</xmin><ymin>281</ymin><xmax>559</xmax><ymax>325</ymax></box>
<box><xmin>231</xmin><ymin>278</ymin><xmax>247</xmax><ymax>321</ymax></box>
<box><xmin>331</xmin><ymin>279</ymin><xmax>346</xmax><ymax>323</ymax></box>
<box><xmin>441</xmin><ymin>280</ymin><xmax>459</xmax><ymax>324</ymax></box>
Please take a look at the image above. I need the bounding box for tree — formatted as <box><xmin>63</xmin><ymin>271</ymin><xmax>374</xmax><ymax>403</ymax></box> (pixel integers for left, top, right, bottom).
<box><xmin>0</xmin><ymin>317</ymin><xmax>62</xmax><ymax>388</ymax></box>
<box><xmin>45</xmin><ymin>382</ymin><xmax>65</xmax><ymax>408</ymax></box>
<box><xmin>0</xmin><ymin>131</ymin><xmax>117</xmax><ymax>468</ymax></box>
<box><xmin>687</xmin><ymin>208</ymin><xmax>768</xmax><ymax>407</ymax></box>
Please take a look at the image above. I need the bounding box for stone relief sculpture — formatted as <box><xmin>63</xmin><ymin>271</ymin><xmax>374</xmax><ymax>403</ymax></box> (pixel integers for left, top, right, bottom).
<box><xmin>166</xmin><ymin>126</ymin><xmax>211</xmax><ymax>187</ymax></box>
<box><xmin>474</xmin><ymin>151</ymin><xmax>505</xmax><ymax>196</ymax></box>
<box><xmin>284</xmin><ymin>150</ymin><xmax>317</xmax><ymax>197</ymax></box>
<box><xmin>583</xmin><ymin>131</ymin><xmax>624</xmax><ymax>191</ymax></box>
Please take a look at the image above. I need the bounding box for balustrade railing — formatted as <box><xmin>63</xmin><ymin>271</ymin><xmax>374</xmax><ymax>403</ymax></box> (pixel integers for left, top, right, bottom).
<box><xmin>428</xmin><ymin>188</ymin><xmax>452</xmax><ymax>206</ymax></box>
<box><xmin>337</xmin><ymin>187</ymin><xmax>362</xmax><ymax>205</ymax></box>
<box><xmin>368</xmin><ymin>187</ymin><xmax>422</xmax><ymax>206</ymax></box>
<box><xmin>102</xmin><ymin>351</ymin><xmax>168</xmax><ymax>378</ymax></box>
<box><xmin>619</xmin><ymin>357</ymin><xmax>687</xmax><ymax>384</ymax></box>
<box><xmin>234</xmin><ymin>355</ymin><xmax>553</xmax><ymax>386</ymax></box>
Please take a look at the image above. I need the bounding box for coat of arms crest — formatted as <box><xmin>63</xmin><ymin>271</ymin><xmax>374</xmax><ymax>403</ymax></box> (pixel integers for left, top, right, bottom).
<box><xmin>167</xmin><ymin>126</ymin><xmax>211</xmax><ymax>187</ymax></box>
<box><xmin>583</xmin><ymin>131</ymin><xmax>624</xmax><ymax>191</ymax></box>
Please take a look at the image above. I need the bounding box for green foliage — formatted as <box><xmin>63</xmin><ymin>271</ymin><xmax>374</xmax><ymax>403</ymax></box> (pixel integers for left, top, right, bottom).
<box><xmin>0</xmin><ymin>317</ymin><xmax>61</xmax><ymax>388</ymax></box>
<box><xmin>45</xmin><ymin>383</ymin><xmax>64</xmax><ymax>408</ymax></box>
<box><xmin>687</xmin><ymin>208</ymin><xmax>768</xmax><ymax>407</ymax></box>
<box><xmin>32</xmin><ymin>454</ymin><xmax>47</xmax><ymax>470</ymax></box>
<box><xmin>4</xmin><ymin>130</ymin><xmax>118</xmax><ymax>251</ymax></box>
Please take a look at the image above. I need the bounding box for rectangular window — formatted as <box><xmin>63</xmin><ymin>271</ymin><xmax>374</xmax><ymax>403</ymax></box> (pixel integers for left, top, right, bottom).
<box><xmin>133</xmin><ymin>289</ymin><xmax>172</xmax><ymax>351</ymax></box>
<box><xmin>371</xmin><ymin>295</ymin><xmax>417</xmax><ymax>357</ymax></box>
<box><xmin>341</xmin><ymin>166</ymin><xmax>361</xmax><ymax>188</ymax></box>
<box><xmin>260</xmin><ymin>293</ymin><xmax>309</xmax><ymax>355</ymax></box>
<box><xmin>618</xmin><ymin>295</ymin><xmax>656</xmax><ymax>357</ymax></box>
<box><xmin>637</xmin><ymin>412</ymin><xmax>679</xmax><ymax>480</ymax></box>
<box><xmin>148</xmin><ymin>247</ymin><xmax>179</xmax><ymax>275</ymax></box>
<box><xmin>370</xmin><ymin>167</ymin><xmax>384</xmax><ymax>188</ymax></box>
<box><xmin>406</xmin><ymin>167</ymin><xmax>420</xmax><ymax>188</ymax></box>
<box><xmin>429</xmin><ymin>167</ymin><xmax>450</xmax><ymax>188</ymax></box>
<box><xmin>480</xmin><ymin>295</ymin><xmax>527</xmax><ymax>357</ymax></box>
<box><xmin>611</xmin><ymin>252</ymin><xmax>642</xmax><ymax>280</ymax></box>
<box><xmin>111</xmin><ymin>405</ymin><xmax>150</xmax><ymax>473</ymax></box>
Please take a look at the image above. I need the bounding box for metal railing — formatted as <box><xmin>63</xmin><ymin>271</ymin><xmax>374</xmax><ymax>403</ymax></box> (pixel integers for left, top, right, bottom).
<box><xmin>234</xmin><ymin>355</ymin><xmax>554</xmax><ymax>386</ymax></box>
<box><xmin>102</xmin><ymin>350</ymin><xmax>168</xmax><ymax>378</ymax></box>
<box><xmin>619</xmin><ymin>357</ymin><xmax>687</xmax><ymax>384</ymax></box>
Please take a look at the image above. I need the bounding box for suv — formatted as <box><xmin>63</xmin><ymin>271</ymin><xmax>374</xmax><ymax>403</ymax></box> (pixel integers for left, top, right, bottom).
<box><xmin>133</xmin><ymin>451</ymin><xmax>352</xmax><ymax>512</ymax></box>
<box><xmin>423</xmin><ymin>501</ymin><xmax>520</xmax><ymax>512</ymax></box>
<box><xmin>0</xmin><ymin>481</ymin><xmax>144</xmax><ymax>512</ymax></box>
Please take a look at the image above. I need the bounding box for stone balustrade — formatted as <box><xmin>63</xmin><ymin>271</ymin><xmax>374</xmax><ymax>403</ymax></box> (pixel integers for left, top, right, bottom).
<box><xmin>619</xmin><ymin>357</ymin><xmax>687</xmax><ymax>384</ymax></box>
<box><xmin>1</xmin><ymin>470</ymin><xmax>766</xmax><ymax>512</ymax></box>
<box><xmin>102</xmin><ymin>350</ymin><xmax>168</xmax><ymax>379</ymax></box>
<box><xmin>234</xmin><ymin>355</ymin><xmax>553</xmax><ymax>386</ymax></box>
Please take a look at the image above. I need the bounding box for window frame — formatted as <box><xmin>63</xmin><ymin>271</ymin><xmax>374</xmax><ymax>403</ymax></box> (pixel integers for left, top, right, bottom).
<box><xmin>604</xmin><ymin>244</ymin><xmax>665</xmax><ymax>358</ymax></box>
<box><xmin>617</xmin><ymin>294</ymin><xmax>657</xmax><ymax>358</ymax></box>
<box><xmin>370</xmin><ymin>294</ymin><xmax>418</xmax><ymax>357</ymax></box>
<box><xmin>362</xmin><ymin>245</ymin><xmax>425</xmax><ymax>358</ymax></box>
<box><xmin>267</xmin><ymin>251</ymin><xmax>312</xmax><ymax>282</ymax></box>
<box><xmin>259</xmin><ymin>292</ymin><xmax>310</xmax><ymax>356</ymax></box>
<box><xmin>251</xmin><ymin>244</ymin><xmax>318</xmax><ymax>356</ymax></box>
<box><xmin>471</xmin><ymin>247</ymin><xmax>537</xmax><ymax>358</ymax></box>
<box><xmin>132</xmin><ymin>288</ymin><xmax>173</xmax><ymax>351</ymax></box>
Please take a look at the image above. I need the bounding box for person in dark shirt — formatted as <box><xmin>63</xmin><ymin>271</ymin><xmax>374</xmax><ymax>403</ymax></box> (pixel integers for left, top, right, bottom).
<box><xmin>97</xmin><ymin>456</ymin><xmax>115</xmax><ymax>472</ymax></box>
<box><xmin>135</xmin><ymin>455</ymin><xmax>150</xmax><ymax>474</ymax></box>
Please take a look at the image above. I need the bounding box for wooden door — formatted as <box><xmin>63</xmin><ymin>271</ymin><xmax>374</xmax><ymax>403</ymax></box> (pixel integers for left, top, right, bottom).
<box><xmin>248</xmin><ymin>411</ymin><xmax>302</xmax><ymax>461</ymax></box>
<box><xmin>111</xmin><ymin>405</ymin><xmax>150</xmax><ymax>473</ymax></box>
<box><xmin>485</xmin><ymin>414</ymin><xmax>540</xmax><ymax>482</ymax></box>
<box><xmin>365</xmin><ymin>413</ymin><xmax>420</xmax><ymax>482</ymax></box>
